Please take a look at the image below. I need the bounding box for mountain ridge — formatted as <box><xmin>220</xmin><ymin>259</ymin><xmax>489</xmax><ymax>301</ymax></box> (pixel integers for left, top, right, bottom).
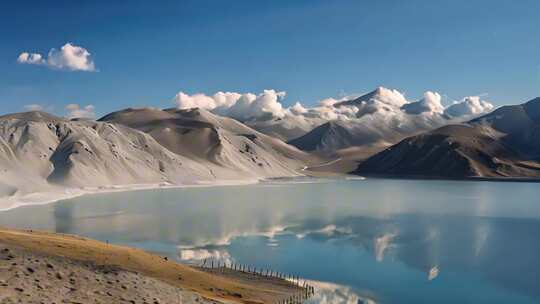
<box><xmin>0</xmin><ymin>108</ymin><xmax>314</xmax><ymax>208</ymax></box>
<box><xmin>354</xmin><ymin>97</ymin><xmax>540</xmax><ymax>178</ymax></box>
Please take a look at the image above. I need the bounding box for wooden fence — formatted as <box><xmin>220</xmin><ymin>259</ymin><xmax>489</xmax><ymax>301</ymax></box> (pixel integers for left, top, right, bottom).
<box><xmin>198</xmin><ymin>259</ymin><xmax>315</xmax><ymax>303</ymax></box>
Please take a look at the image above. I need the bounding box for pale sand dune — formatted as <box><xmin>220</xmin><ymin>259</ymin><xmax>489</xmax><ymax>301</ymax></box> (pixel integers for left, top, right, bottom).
<box><xmin>0</xmin><ymin>228</ymin><xmax>303</xmax><ymax>304</ymax></box>
<box><xmin>0</xmin><ymin>109</ymin><xmax>319</xmax><ymax>209</ymax></box>
<box><xmin>99</xmin><ymin>107</ymin><xmax>318</xmax><ymax>176</ymax></box>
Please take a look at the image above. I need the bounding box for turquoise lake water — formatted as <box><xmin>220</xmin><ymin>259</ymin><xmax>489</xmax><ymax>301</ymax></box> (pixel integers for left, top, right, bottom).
<box><xmin>1</xmin><ymin>178</ymin><xmax>539</xmax><ymax>303</ymax></box>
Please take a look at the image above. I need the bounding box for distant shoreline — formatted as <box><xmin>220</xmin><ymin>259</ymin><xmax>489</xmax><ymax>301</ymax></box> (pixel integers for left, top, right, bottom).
<box><xmin>354</xmin><ymin>173</ymin><xmax>540</xmax><ymax>184</ymax></box>
<box><xmin>3</xmin><ymin>173</ymin><xmax>537</xmax><ymax>213</ymax></box>
<box><xmin>0</xmin><ymin>179</ymin><xmax>260</xmax><ymax>212</ymax></box>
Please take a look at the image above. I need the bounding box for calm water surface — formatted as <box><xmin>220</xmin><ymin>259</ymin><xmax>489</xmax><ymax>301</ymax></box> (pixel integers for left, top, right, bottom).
<box><xmin>1</xmin><ymin>178</ymin><xmax>539</xmax><ymax>304</ymax></box>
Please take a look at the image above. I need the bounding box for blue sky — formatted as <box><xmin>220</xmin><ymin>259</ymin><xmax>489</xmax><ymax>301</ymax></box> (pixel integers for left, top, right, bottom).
<box><xmin>1</xmin><ymin>0</ymin><xmax>539</xmax><ymax>117</ymax></box>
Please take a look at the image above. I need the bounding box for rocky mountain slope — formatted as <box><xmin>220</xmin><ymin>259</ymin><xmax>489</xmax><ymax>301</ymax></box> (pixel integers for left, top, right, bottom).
<box><xmin>286</xmin><ymin>87</ymin><xmax>472</xmax><ymax>154</ymax></box>
<box><xmin>0</xmin><ymin>109</ymin><xmax>312</xmax><ymax>206</ymax></box>
<box><xmin>99</xmin><ymin>107</ymin><xmax>314</xmax><ymax>176</ymax></box>
<box><xmin>173</xmin><ymin>87</ymin><xmax>495</xmax><ymax>155</ymax></box>
<box><xmin>287</xmin><ymin>120</ymin><xmax>392</xmax><ymax>152</ymax></box>
<box><xmin>354</xmin><ymin>97</ymin><xmax>540</xmax><ymax>178</ymax></box>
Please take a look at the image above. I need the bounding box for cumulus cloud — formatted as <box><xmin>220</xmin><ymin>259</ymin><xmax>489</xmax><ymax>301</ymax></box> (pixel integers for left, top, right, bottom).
<box><xmin>174</xmin><ymin>89</ymin><xmax>287</xmax><ymax>120</ymax></box>
<box><xmin>319</xmin><ymin>98</ymin><xmax>340</xmax><ymax>107</ymax></box>
<box><xmin>65</xmin><ymin>104</ymin><xmax>96</xmax><ymax>119</ymax></box>
<box><xmin>366</xmin><ymin>86</ymin><xmax>408</xmax><ymax>108</ymax></box>
<box><xmin>172</xmin><ymin>87</ymin><xmax>495</xmax><ymax>142</ymax></box>
<box><xmin>444</xmin><ymin>96</ymin><xmax>494</xmax><ymax>117</ymax></box>
<box><xmin>402</xmin><ymin>91</ymin><xmax>444</xmax><ymax>115</ymax></box>
<box><xmin>173</xmin><ymin>91</ymin><xmax>242</xmax><ymax>110</ymax></box>
<box><xmin>17</xmin><ymin>53</ymin><xmax>44</xmax><ymax>65</ymax></box>
<box><xmin>330</xmin><ymin>87</ymin><xmax>411</xmax><ymax>119</ymax></box>
<box><xmin>289</xmin><ymin>102</ymin><xmax>308</xmax><ymax>115</ymax></box>
<box><xmin>17</xmin><ymin>43</ymin><xmax>96</xmax><ymax>72</ymax></box>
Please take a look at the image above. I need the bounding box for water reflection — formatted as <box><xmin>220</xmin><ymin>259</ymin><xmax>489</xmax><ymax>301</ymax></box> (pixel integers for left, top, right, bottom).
<box><xmin>0</xmin><ymin>179</ymin><xmax>538</xmax><ymax>303</ymax></box>
<box><xmin>53</xmin><ymin>201</ymin><xmax>74</xmax><ymax>233</ymax></box>
<box><xmin>171</xmin><ymin>213</ymin><xmax>540</xmax><ymax>302</ymax></box>
<box><xmin>179</xmin><ymin>248</ymin><xmax>233</xmax><ymax>266</ymax></box>
<box><xmin>305</xmin><ymin>280</ymin><xmax>376</xmax><ymax>304</ymax></box>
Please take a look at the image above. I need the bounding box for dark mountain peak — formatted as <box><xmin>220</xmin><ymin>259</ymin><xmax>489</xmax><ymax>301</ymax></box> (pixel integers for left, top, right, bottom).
<box><xmin>523</xmin><ymin>97</ymin><xmax>540</xmax><ymax>123</ymax></box>
<box><xmin>319</xmin><ymin>120</ymin><xmax>346</xmax><ymax>131</ymax></box>
<box><xmin>288</xmin><ymin>120</ymin><xmax>352</xmax><ymax>152</ymax></box>
<box><xmin>353</xmin><ymin>96</ymin><xmax>540</xmax><ymax>179</ymax></box>
<box><xmin>470</xmin><ymin>97</ymin><xmax>540</xmax><ymax>126</ymax></box>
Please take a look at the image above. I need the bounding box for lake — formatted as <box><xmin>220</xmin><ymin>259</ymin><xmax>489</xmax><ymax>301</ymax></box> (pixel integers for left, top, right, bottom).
<box><xmin>0</xmin><ymin>178</ymin><xmax>539</xmax><ymax>303</ymax></box>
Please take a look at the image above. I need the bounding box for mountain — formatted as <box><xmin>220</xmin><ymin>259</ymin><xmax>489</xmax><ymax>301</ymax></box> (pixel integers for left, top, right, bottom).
<box><xmin>288</xmin><ymin>121</ymin><xmax>391</xmax><ymax>152</ymax></box>
<box><xmin>0</xmin><ymin>108</ymin><xmax>313</xmax><ymax>205</ymax></box>
<box><xmin>469</xmin><ymin>97</ymin><xmax>540</xmax><ymax>159</ymax></box>
<box><xmin>243</xmin><ymin>116</ymin><xmax>314</xmax><ymax>142</ymax></box>
<box><xmin>0</xmin><ymin>111</ymin><xmax>214</xmax><ymax>195</ymax></box>
<box><xmin>286</xmin><ymin>113</ymin><xmax>445</xmax><ymax>154</ymax></box>
<box><xmin>354</xmin><ymin>97</ymin><xmax>540</xmax><ymax>178</ymax></box>
<box><xmin>286</xmin><ymin>87</ymin><xmax>463</xmax><ymax>154</ymax></box>
<box><xmin>99</xmin><ymin>107</ymin><xmax>314</xmax><ymax>175</ymax></box>
<box><xmin>197</xmin><ymin>87</ymin><xmax>494</xmax><ymax>155</ymax></box>
<box><xmin>333</xmin><ymin>88</ymin><xmax>385</xmax><ymax>108</ymax></box>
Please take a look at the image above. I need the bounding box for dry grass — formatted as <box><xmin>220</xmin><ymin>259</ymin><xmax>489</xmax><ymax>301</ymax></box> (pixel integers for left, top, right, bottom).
<box><xmin>0</xmin><ymin>227</ymin><xmax>301</xmax><ymax>304</ymax></box>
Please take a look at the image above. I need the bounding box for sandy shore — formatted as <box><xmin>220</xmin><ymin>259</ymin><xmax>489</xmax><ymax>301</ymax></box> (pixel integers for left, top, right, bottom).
<box><xmin>0</xmin><ymin>228</ymin><xmax>303</xmax><ymax>304</ymax></box>
<box><xmin>0</xmin><ymin>179</ymin><xmax>262</xmax><ymax>212</ymax></box>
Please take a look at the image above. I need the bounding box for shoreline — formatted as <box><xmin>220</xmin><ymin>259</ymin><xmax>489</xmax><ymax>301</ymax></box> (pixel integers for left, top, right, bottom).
<box><xmin>0</xmin><ymin>178</ymin><xmax>261</xmax><ymax>212</ymax></box>
<box><xmin>3</xmin><ymin>172</ymin><xmax>539</xmax><ymax>212</ymax></box>
<box><xmin>353</xmin><ymin>173</ymin><xmax>540</xmax><ymax>184</ymax></box>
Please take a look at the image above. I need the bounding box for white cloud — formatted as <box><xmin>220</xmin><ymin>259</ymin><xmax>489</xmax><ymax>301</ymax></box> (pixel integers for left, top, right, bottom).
<box><xmin>368</xmin><ymin>86</ymin><xmax>408</xmax><ymax>108</ymax></box>
<box><xmin>174</xmin><ymin>89</ymin><xmax>287</xmax><ymax>120</ymax></box>
<box><xmin>172</xmin><ymin>87</ymin><xmax>495</xmax><ymax>143</ymax></box>
<box><xmin>17</xmin><ymin>53</ymin><xmax>44</xmax><ymax>65</ymax></box>
<box><xmin>289</xmin><ymin>102</ymin><xmax>308</xmax><ymax>115</ymax></box>
<box><xmin>319</xmin><ymin>98</ymin><xmax>340</xmax><ymax>107</ymax></box>
<box><xmin>444</xmin><ymin>96</ymin><xmax>494</xmax><ymax>117</ymax></box>
<box><xmin>402</xmin><ymin>91</ymin><xmax>445</xmax><ymax>115</ymax></box>
<box><xmin>65</xmin><ymin>104</ymin><xmax>96</xmax><ymax>119</ymax></box>
<box><xmin>17</xmin><ymin>43</ymin><xmax>96</xmax><ymax>72</ymax></box>
<box><xmin>23</xmin><ymin>104</ymin><xmax>44</xmax><ymax>111</ymax></box>
<box><xmin>173</xmin><ymin>92</ymin><xmax>238</xmax><ymax>110</ymax></box>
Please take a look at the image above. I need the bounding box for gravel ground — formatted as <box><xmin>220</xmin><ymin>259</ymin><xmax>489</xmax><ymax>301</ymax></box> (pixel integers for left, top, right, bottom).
<box><xmin>0</xmin><ymin>243</ymin><xmax>220</xmax><ymax>304</ymax></box>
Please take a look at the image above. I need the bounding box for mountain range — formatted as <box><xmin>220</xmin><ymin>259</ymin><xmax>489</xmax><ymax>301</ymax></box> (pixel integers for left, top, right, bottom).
<box><xmin>0</xmin><ymin>108</ymin><xmax>316</xmax><ymax>205</ymax></box>
<box><xmin>354</xmin><ymin>97</ymin><xmax>540</xmax><ymax>178</ymax></box>
<box><xmin>0</xmin><ymin>88</ymin><xmax>538</xmax><ymax>207</ymax></box>
<box><xmin>251</xmin><ymin>87</ymin><xmax>488</xmax><ymax>154</ymax></box>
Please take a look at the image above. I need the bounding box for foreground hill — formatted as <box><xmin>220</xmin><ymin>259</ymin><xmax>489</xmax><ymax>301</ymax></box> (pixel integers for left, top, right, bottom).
<box><xmin>0</xmin><ymin>228</ymin><xmax>303</xmax><ymax>303</ymax></box>
<box><xmin>354</xmin><ymin>97</ymin><xmax>540</xmax><ymax>178</ymax></box>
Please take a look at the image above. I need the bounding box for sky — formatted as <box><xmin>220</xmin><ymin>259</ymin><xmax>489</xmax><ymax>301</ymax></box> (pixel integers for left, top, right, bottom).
<box><xmin>1</xmin><ymin>0</ymin><xmax>539</xmax><ymax>118</ymax></box>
